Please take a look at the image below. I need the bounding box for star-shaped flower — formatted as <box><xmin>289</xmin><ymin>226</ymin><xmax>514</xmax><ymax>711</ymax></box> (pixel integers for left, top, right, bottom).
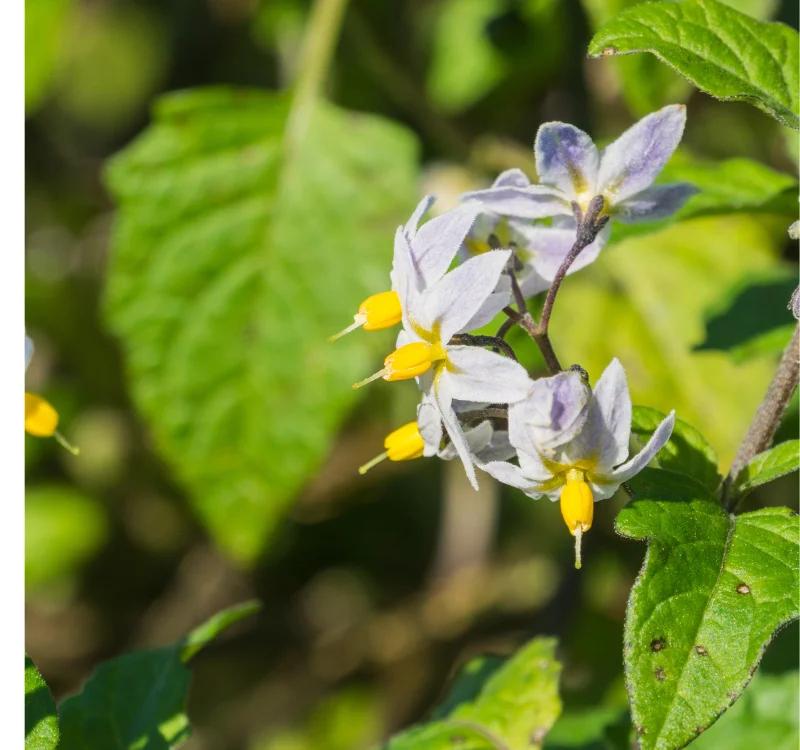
<box><xmin>480</xmin><ymin>359</ymin><xmax>674</xmax><ymax>565</ymax></box>
<box><xmin>353</xmin><ymin>249</ymin><xmax>531</xmax><ymax>488</ymax></box>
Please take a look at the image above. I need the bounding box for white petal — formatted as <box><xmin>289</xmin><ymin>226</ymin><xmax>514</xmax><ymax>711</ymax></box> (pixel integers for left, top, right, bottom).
<box><xmin>478</xmin><ymin>430</ymin><xmax>517</xmax><ymax>463</ymax></box>
<box><xmin>591</xmin><ymin>357</ymin><xmax>632</xmax><ymax>468</ymax></box>
<box><xmin>439</xmin><ymin>420</ymin><xmax>494</xmax><ymax>460</ymax></box>
<box><xmin>25</xmin><ymin>335</ymin><xmax>34</xmax><ymax>371</ymax></box>
<box><xmin>404</xmin><ymin>195</ymin><xmax>435</xmax><ymax>238</ymax></box>
<box><xmin>434</xmin><ymin>375</ymin><xmax>479</xmax><ymax>489</ymax></box>
<box><xmin>461</xmin><ymin>285</ymin><xmax>512</xmax><ymax>331</ymax></box>
<box><xmin>608</xmin><ymin>410</ymin><xmax>675</xmax><ymax>483</ymax></box>
<box><xmin>417</xmin><ymin>394</ymin><xmax>443</xmax><ymax>457</ymax></box>
<box><xmin>508</xmin><ymin>371</ymin><xmax>591</xmax><ymax>457</ymax></box>
<box><xmin>614</xmin><ymin>183</ymin><xmax>697</xmax><ymax>223</ymax></box>
<box><xmin>460</xmin><ymin>183</ymin><xmax>572</xmax><ymax>220</ymax></box>
<box><xmin>413</xmin><ymin>204</ymin><xmax>478</xmax><ymax>285</ymax></box>
<box><xmin>444</xmin><ymin>346</ymin><xmax>531</xmax><ymax>404</ymax></box>
<box><xmin>479</xmin><ymin>459</ymin><xmax>552</xmax><ymax>499</ymax></box>
<box><xmin>492</xmin><ymin>168</ymin><xmax>532</xmax><ymax>189</ymax></box>
<box><xmin>534</xmin><ymin>122</ymin><xmax>600</xmax><ymax>197</ymax></box>
<box><xmin>597</xmin><ymin>104</ymin><xmax>687</xmax><ymax>203</ymax></box>
<box><xmin>421</xmin><ymin>251</ymin><xmax>511</xmax><ymax>340</ymax></box>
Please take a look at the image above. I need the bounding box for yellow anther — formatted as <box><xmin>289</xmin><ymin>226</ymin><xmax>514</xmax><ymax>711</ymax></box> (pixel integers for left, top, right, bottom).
<box><xmin>25</xmin><ymin>392</ymin><xmax>59</xmax><ymax>437</ymax></box>
<box><xmin>358</xmin><ymin>421</ymin><xmax>424</xmax><ymax>475</ymax></box>
<box><xmin>330</xmin><ymin>291</ymin><xmax>402</xmax><ymax>341</ymax></box>
<box><xmin>352</xmin><ymin>341</ymin><xmax>446</xmax><ymax>389</ymax></box>
<box><xmin>560</xmin><ymin>468</ymin><xmax>594</xmax><ymax>570</ymax></box>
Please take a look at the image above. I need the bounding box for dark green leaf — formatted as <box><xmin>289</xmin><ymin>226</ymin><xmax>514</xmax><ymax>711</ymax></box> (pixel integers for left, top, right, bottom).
<box><xmin>588</xmin><ymin>0</ymin><xmax>800</xmax><ymax>129</ymax></box>
<box><xmin>631</xmin><ymin>406</ymin><xmax>721</xmax><ymax>492</ymax></box>
<box><xmin>59</xmin><ymin>601</ymin><xmax>259</xmax><ymax>749</ymax></box>
<box><xmin>386</xmin><ymin>637</ymin><xmax>562</xmax><ymax>749</ymax></box>
<box><xmin>25</xmin><ymin>656</ymin><xmax>59</xmax><ymax>750</ymax></box>
<box><xmin>104</xmin><ymin>88</ymin><xmax>419</xmax><ymax>561</ymax></box>
<box><xmin>689</xmin><ymin>670</ymin><xmax>799</xmax><ymax>749</ymax></box>
<box><xmin>695</xmin><ymin>270</ymin><xmax>796</xmax><ymax>362</ymax></box>
<box><xmin>733</xmin><ymin>440</ymin><xmax>800</xmax><ymax>496</ymax></box>
<box><xmin>617</xmin><ymin>469</ymin><xmax>799</xmax><ymax>749</ymax></box>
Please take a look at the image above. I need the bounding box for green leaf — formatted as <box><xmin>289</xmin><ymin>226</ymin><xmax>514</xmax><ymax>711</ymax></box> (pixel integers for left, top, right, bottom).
<box><xmin>552</xmin><ymin>215</ymin><xmax>782</xmax><ymax>466</ymax></box>
<box><xmin>25</xmin><ymin>656</ymin><xmax>59</xmax><ymax>750</ymax></box>
<box><xmin>386</xmin><ymin>637</ymin><xmax>562</xmax><ymax>749</ymax></box>
<box><xmin>689</xmin><ymin>670</ymin><xmax>799</xmax><ymax>749</ymax></box>
<box><xmin>616</xmin><ymin>469</ymin><xmax>799</xmax><ymax>750</ymax></box>
<box><xmin>588</xmin><ymin>0</ymin><xmax>800</xmax><ymax>129</ymax></box>
<box><xmin>104</xmin><ymin>88</ymin><xmax>418</xmax><ymax>561</ymax></box>
<box><xmin>695</xmin><ymin>270</ymin><xmax>796</xmax><ymax>362</ymax></box>
<box><xmin>631</xmin><ymin>406</ymin><xmax>721</xmax><ymax>493</ymax></box>
<box><xmin>59</xmin><ymin>601</ymin><xmax>260</xmax><ymax>749</ymax></box>
<box><xmin>733</xmin><ymin>440</ymin><xmax>800</xmax><ymax>496</ymax></box>
<box><xmin>25</xmin><ymin>484</ymin><xmax>108</xmax><ymax>591</ymax></box>
<box><xmin>544</xmin><ymin>707</ymin><xmax>627</xmax><ymax>749</ymax></box>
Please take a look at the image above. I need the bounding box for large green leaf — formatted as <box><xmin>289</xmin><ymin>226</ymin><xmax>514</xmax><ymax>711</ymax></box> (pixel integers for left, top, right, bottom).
<box><xmin>588</xmin><ymin>0</ymin><xmax>800</xmax><ymax>129</ymax></box>
<box><xmin>386</xmin><ymin>637</ymin><xmax>562</xmax><ymax>749</ymax></box>
<box><xmin>732</xmin><ymin>440</ymin><xmax>800</xmax><ymax>497</ymax></box>
<box><xmin>689</xmin><ymin>670</ymin><xmax>799</xmax><ymax>749</ymax></box>
<box><xmin>26</xmin><ymin>484</ymin><xmax>108</xmax><ymax>590</ymax></box>
<box><xmin>25</xmin><ymin>656</ymin><xmax>59</xmax><ymax>750</ymax></box>
<box><xmin>59</xmin><ymin>601</ymin><xmax>259</xmax><ymax>749</ymax></box>
<box><xmin>551</xmin><ymin>215</ymin><xmax>781</xmax><ymax>465</ymax></box>
<box><xmin>104</xmin><ymin>88</ymin><xmax>418</xmax><ymax>561</ymax></box>
<box><xmin>631</xmin><ymin>406</ymin><xmax>720</xmax><ymax>493</ymax></box>
<box><xmin>616</xmin><ymin>469</ymin><xmax>799</xmax><ymax>750</ymax></box>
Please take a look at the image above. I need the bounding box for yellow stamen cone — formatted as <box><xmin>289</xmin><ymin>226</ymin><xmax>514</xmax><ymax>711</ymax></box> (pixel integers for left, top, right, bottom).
<box><xmin>352</xmin><ymin>341</ymin><xmax>445</xmax><ymax>389</ymax></box>
<box><xmin>330</xmin><ymin>291</ymin><xmax>402</xmax><ymax>342</ymax></box>
<box><xmin>25</xmin><ymin>392</ymin><xmax>59</xmax><ymax>437</ymax></box>
<box><xmin>560</xmin><ymin>469</ymin><xmax>594</xmax><ymax>569</ymax></box>
<box><xmin>358</xmin><ymin>421</ymin><xmax>424</xmax><ymax>475</ymax></box>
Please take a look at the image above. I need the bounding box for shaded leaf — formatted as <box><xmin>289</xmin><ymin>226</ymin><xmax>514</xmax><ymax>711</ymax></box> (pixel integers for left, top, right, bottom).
<box><xmin>617</xmin><ymin>469</ymin><xmax>799</xmax><ymax>749</ymax></box>
<box><xmin>386</xmin><ymin>637</ymin><xmax>562</xmax><ymax>749</ymax></box>
<box><xmin>631</xmin><ymin>406</ymin><xmax>720</xmax><ymax>493</ymax></box>
<box><xmin>25</xmin><ymin>656</ymin><xmax>59</xmax><ymax>750</ymax></box>
<box><xmin>544</xmin><ymin>707</ymin><xmax>627</xmax><ymax>749</ymax></box>
<box><xmin>695</xmin><ymin>270</ymin><xmax>796</xmax><ymax>362</ymax></box>
<box><xmin>588</xmin><ymin>0</ymin><xmax>800</xmax><ymax>129</ymax></box>
<box><xmin>59</xmin><ymin>601</ymin><xmax>260</xmax><ymax>749</ymax></box>
<box><xmin>733</xmin><ymin>440</ymin><xmax>800</xmax><ymax>497</ymax></box>
<box><xmin>105</xmin><ymin>88</ymin><xmax>418</xmax><ymax>561</ymax></box>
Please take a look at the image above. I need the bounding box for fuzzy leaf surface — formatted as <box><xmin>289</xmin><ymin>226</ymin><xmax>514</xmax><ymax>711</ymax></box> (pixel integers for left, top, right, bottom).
<box><xmin>617</xmin><ymin>469</ymin><xmax>799</xmax><ymax>749</ymax></box>
<box><xmin>733</xmin><ymin>440</ymin><xmax>800</xmax><ymax>497</ymax></box>
<box><xmin>25</xmin><ymin>656</ymin><xmax>59</xmax><ymax>750</ymax></box>
<box><xmin>588</xmin><ymin>0</ymin><xmax>800</xmax><ymax>129</ymax></box>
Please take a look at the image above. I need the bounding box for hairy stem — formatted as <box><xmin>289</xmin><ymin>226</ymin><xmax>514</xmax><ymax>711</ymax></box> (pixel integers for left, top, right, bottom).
<box><xmin>725</xmin><ymin>323</ymin><xmax>800</xmax><ymax>510</ymax></box>
<box><xmin>286</xmin><ymin>0</ymin><xmax>350</xmax><ymax>148</ymax></box>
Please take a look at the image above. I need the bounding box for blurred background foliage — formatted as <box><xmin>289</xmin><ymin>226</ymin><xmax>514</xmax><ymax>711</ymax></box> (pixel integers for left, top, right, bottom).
<box><xmin>25</xmin><ymin>0</ymin><xmax>798</xmax><ymax>748</ymax></box>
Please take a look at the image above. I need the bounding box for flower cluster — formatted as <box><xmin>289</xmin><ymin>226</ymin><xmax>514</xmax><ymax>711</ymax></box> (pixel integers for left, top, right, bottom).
<box><xmin>333</xmin><ymin>105</ymin><xmax>691</xmax><ymax>566</ymax></box>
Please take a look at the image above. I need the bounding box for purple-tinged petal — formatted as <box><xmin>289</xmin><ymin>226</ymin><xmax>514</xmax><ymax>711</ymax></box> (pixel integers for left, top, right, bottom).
<box><xmin>508</xmin><ymin>371</ymin><xmax>591</xmax><ymax>458</ymax></box>
<box><xmin>597</xmin><ymin>104</ymin><xmax>687</xmax><ymax>203</ymax></box>
<box><xmin>535</xmin><ymin>122</ymin><xmax>600</xmax><ymax>197</ymax></box>
<box><xmin>421</xmin><ymin>251</ymin><xmax>510</xmax><ymax>340</ymax></box>
<box><xmin>444</xmin><ymin>346</ymin><xmax>531</xmax><ymax>404</ymax></box>
<box><xmin>404</xmin><ymin>195</ymin><xmax>435</xmax><ymax>238</ymax></box>
<box><xmin>491</xmin><ymin>168</ymin><xmax>531</xmax><ymax>189</ymax></box>
<box><xmin>460</xmin><ymin>183</ymin><xmax>572</xmax><ymax>220</ymax></box>
<box><xmin>614</xmin><ymin>183</ymin><xmax>697</xmax><ymax>223</ymax></box>
<box><xmin>608</xmin><ymin>410</ymin><xmax>675</xmax><ymax>484</ymax></box>
<box><xmin>591</xmin><ymin>358</ymin><xmax>632</xmax><ymax>469</ymax></box>
<box><xmin>433</xmin><ymin>374</ymin><xmax>479</xmax><ymax>489</ymax></box>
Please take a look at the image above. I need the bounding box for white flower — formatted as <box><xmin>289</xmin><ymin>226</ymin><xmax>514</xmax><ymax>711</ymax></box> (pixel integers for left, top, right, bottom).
<box><xmin>459</xmin><ymin>106</ymin><xmax>695</xmax><ymax>225</ymax></box>
<box><xmin>480</xmin><ymin>359</ymin><xmax>674</xmax><ymax>565</ymax></box>
<box><xmin>353</xmin><ymin>249</ymin><xmax>532</xmax><ymax>488</ymax></box>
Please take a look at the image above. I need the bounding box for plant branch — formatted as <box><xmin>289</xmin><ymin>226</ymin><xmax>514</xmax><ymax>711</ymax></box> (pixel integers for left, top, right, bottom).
<box><xmin>724</xmin><ymin>323</ymin><xmax>800</xmax><ymax>511</ymax></box>
<box><xmin>286</xmin><ymin>0</ymin><xmax>350</xmax><ymax>148</ymax></box>
<box><xmin>451</xmin><ymin>333</ymin><xmax>517</xmax><ymax>361</ymax></box>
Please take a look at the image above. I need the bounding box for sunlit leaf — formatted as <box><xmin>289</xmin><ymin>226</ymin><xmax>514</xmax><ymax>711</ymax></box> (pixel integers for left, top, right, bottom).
<box><xmin>386</xmin><ymin>637</ymin><xmax>562</xmax><ymax>749</ymax></box>
<box><xmin>105</xmin><ymin>88</ymin><xmax>419</xmax><ymax>561</ymax></box>
<box><xmin>588</xmin><ymin>0</ymin><xmax>800</xmax><ymax>129</ymax></box>
<box><xmin>59</xmin><ymin>601</ymin><xmax>260</xmax><ymax>749</ymax></box>
<box><xmin>617</xmin><ymin>469</ymin><xmax>799</xmax><ymax>749</ymax></box>
<box><xmin>733</xmin><ymin>440</ymin><xmax>800</xmax><ymax>497</ymax></box>
<box><xmin>25</xmin><ymin>656</ymin><xmax>59</xmax><ymax>750</ymax></box>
